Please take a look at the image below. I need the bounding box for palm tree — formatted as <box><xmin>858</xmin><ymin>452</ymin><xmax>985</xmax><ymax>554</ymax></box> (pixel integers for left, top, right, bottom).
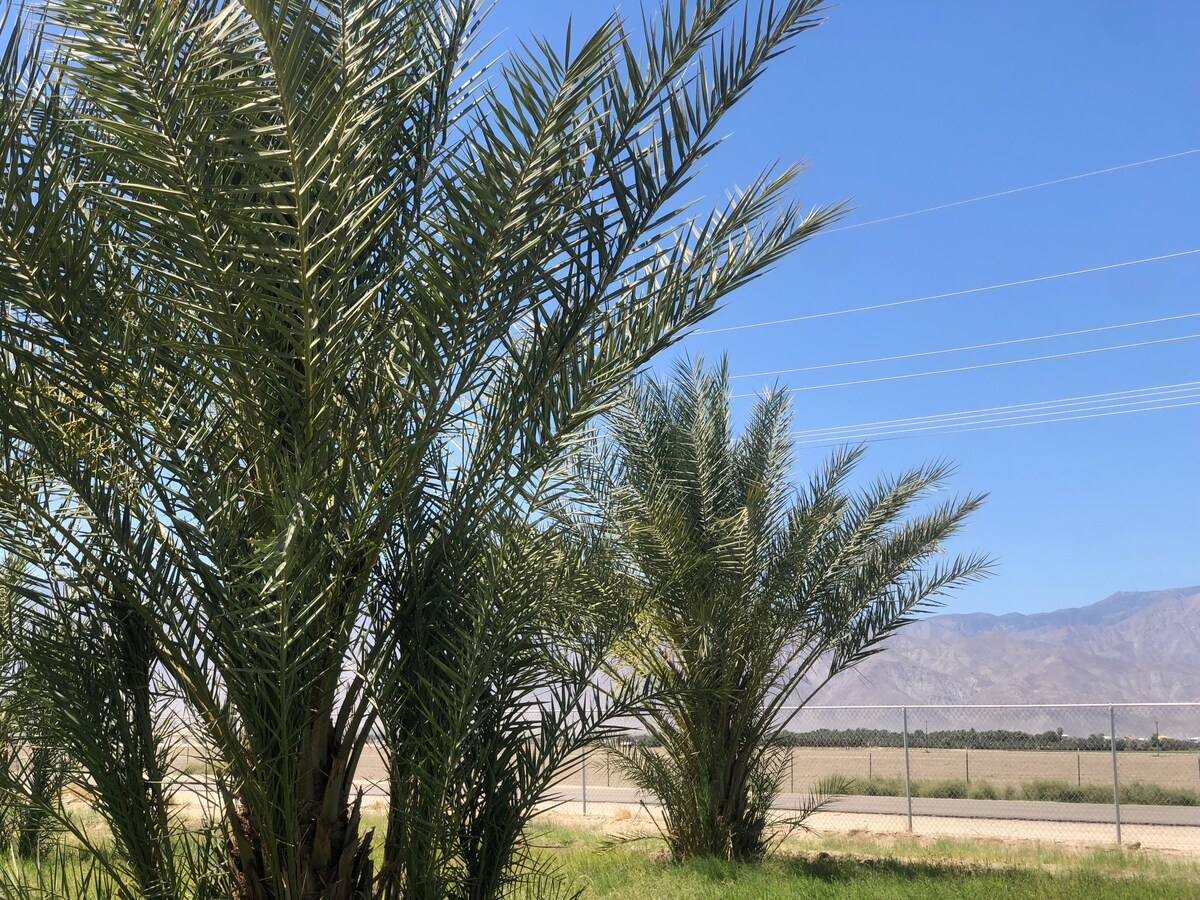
<box><xmin>0</xmin><ymin>557</ymin><xmax>70</xmax><ymax>862</ymax></box>
<box><xmin>583</xmin><ymin>359</ymin><xmax>990</xmax><ymax>861</ymax></box>
<box><xmin>0</xmin><ymin>1</ymin><xmax>836</xmax><ymax>896</ymax></box>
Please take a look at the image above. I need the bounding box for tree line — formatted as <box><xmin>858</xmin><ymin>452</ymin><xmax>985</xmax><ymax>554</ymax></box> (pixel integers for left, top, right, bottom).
<box><xmin>777</xmin><ymin>728</ymin><xmax>1200</xmax><ymax>752</ymax></box>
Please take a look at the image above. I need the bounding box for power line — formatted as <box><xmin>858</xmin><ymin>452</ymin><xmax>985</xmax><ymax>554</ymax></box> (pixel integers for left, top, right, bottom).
<box><xmin>793</xmin><ymin>386</ymin><xmax>1200</xmax><ymax>442</ymax></box>
<box><xmin>787</xmin><ymin>398</ymin><xmax>1200</xmax><ymax>448</ymax></box>
<box><xmin>791</xmin><ymin>381</ymin><xmax>1200</xmax><ymax>438</ymax></box>
<box><xmin>823</xmin><ymin>148</ymin><xmax>1200</xmax><ymax>234</ymax></box>
<box><xmin>729</xmin><ymin>332</ymin><xmax>1200</xmax><ymax>398</ymax></box>
<box><xmin>703</xmin><ymin>148</ymin><xmax>1200</xmax><ymax>443</ymax></box>
<box><xmin>793</xmin><ymin>396</ymin><xmax>1200</xmax><ymax>448</ymax></box>
<box><xmin>696</xmin><ymin>249</ymin><xmax>1200</xmax><ymax>336</ymax></box>
<box><xmin>732</xmin><ymin>313</ymin><xmax>1200</xmax><ymax>380</ymax></box>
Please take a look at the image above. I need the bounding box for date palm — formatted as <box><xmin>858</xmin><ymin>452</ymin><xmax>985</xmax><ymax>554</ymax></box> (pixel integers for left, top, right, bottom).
<box><xmin>0</xmin><ymin>557</ymin><xmax>66</xmax><ymax>861</ymax></box>
<box><xmin>585</xmin><ymin>359</ymin><xmax>990</xmax><ymax>861</ymax></box>
<box><xmin>0</xmin><ymin>1</ymin><xmax>836</xmax><ymax>897</ymax></box>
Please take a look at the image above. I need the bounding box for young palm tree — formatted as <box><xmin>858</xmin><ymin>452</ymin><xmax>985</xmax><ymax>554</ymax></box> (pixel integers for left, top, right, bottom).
<box><xmin>0</xmin><ymin>1</ymin><xmax>836</xmax><ymax>896</ymax></box>
<box><xmin>584</xmin><ymin>359</ymin><xmax>990</xmax><ymax>861</ymax></box>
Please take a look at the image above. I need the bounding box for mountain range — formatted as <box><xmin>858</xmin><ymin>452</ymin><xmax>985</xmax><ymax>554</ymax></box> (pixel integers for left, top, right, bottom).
<box><xmin>813</xmin><ymin>585</ymin><xmax>1200</xmax><ymax>712</ymax></box>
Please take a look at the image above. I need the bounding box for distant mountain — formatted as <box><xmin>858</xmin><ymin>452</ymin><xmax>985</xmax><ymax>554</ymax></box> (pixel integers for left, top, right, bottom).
<box><xmin>807</xmin><ymin>587</ymin><xmax>1200</xmax><ymax>730</ymax></box>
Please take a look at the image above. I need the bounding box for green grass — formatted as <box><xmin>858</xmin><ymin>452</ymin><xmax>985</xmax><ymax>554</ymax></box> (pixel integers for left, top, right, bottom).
<box><xmin>11</xmin><ymin>813</ymin><xmax>1200</xmax><ymax>899</ymax></box>
<box><xmin>526</xmin><ymin>822</ymin><xmax>1200</xmax><ymax>899</ymax></box>
<box><xmin>848</xmin><ymin>776</ymin><xmax>1200</xmax><ymax>806</ymax></box>
<box><xmin>794</xmin><ymin>830</ymin><xmax>1200</xmax><ymax>881</ymax></box>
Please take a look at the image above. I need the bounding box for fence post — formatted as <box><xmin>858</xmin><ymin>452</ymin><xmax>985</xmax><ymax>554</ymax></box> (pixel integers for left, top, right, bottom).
<box><xmin>581</xmin><ymin>746</ymin><xmax>588</xmax><ymax>817</ymax></box>
<box><xmin>1109</xmin><ymin>705</ymin><xmax>1121</xmax><ymax>845</ymax></box>
<box><xmin>789</xmin><ymin>748</ymin><xmax>794</xmax><ymax>793</ymax></box>
<box><xmin>965</xmin><ymin>749</ymin><xmax>969</xmax><ymax>785</ymax></box>
<box><xmin>902</xmin><ymin>707</ymin><xmax>913</xmax><ymax>833</ymax></box>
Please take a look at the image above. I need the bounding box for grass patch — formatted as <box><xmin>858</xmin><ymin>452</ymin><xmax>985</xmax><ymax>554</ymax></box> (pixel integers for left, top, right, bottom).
<box><xmin>803</xmin><ymin>829</ymin><xmax>1200</xmax><ymax>877</ymax></box>
<box><xmin>526</xmin><ymin>822</ymin><xmax>1200</xmax><ymax>898</ymax></box>
<box><xmin>11</xmin><ymin>814</ymin><xmax>1200</xmax><ymax>899</ymax></box>
<box><xmin>847</xmin><ymin>776</ymin><xmax>1200</xmax><ymax>806</ymax></box>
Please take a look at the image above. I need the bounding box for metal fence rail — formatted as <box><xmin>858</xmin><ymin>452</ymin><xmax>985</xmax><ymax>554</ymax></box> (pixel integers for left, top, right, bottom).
<box><xmin>558</xmin><ymin>703</ymin><xmax>1200</xmax><ymax>852</ymax></box>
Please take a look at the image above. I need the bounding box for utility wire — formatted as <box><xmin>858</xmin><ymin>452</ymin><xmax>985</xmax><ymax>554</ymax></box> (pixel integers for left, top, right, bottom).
<box><xmin>732</xmin><ymin>313</ymin><xmax>1200</xmax><ymax>380</ymax></box>
<box><xmin>697</xmin><ymin>249</ymin><xmax>1200</xmax><ymax>335</ymax></box>
<box><xmin>730</xmin><ymin>332</ymin><xmax>1200</xmax><ymax>398</ymax></box>
<box><xmin>823</xmin><ymin>148</ymin><xmax>1200</xmax><ymax>234</ymax></box>
<box><xmin>791</xmin><ymin>381</ymin><xmax>1200</xmax><ymax>438</ymax></box>
<box><xmin>708</xmin><ymin>148</ymin><xmax>1200</xmax><ymax>443</ymax></box>
<box><xmin>793</xmin><ymin>389</ymin><xmax>1200</xmax><ymax>442</ymax></box>
<box><xmin>798</xmin><ymin>394</ymin><xmax>1200</xmax><ymax>444</ymax></box>
<box><xmin>792</xmin><ymin>397</ymin><xmax>1200</xmax><ymax>448</ymax></box>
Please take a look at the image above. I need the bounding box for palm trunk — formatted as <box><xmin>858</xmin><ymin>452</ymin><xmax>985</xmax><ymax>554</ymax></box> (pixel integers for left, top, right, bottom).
<box><xmin>230</xmin><ymin>724</ymin><xmax>375</xmax><ymax>900</ymax></box>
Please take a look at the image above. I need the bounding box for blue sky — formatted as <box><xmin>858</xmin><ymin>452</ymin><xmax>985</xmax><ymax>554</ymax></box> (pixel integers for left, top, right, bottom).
<box><xmin>5</xmin><ymin>2</ymin><xmax>1193</xmax><ymax>616</ymax></box>
<box><xmin>487</xmin><ymin>1</ymin><xmax>1200</xmax><ymax>615</ymax></box>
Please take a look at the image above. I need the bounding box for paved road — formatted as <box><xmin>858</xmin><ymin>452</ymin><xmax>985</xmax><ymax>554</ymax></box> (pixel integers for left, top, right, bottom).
<box><xmin>183</xmin><ymin>777</ymin><xmax>1200</xmax><ymax>829</ymax></box>
<box><xmin>554</xmin><ymin>786</ymin><xmax>1200</xmax><ymax>828</ymax></box>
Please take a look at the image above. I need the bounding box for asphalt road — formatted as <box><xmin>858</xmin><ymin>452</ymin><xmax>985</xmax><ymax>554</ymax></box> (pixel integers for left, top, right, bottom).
<box><xmin>181</xmin><ymin>776</ymin><xmax>1200</xmax><ymax>829</ymax></box>
<box><xmin>554</xmin><ymin>786</ymin><xmax>1200</xmax><ymax>828</ymax></box>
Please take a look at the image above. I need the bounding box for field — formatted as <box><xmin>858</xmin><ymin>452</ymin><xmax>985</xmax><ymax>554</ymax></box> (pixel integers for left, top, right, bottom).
<box><xmin>785</xmin><ymin>747</ymin><xmax>1200</xmax><ymax>793</ymax></box>
<box><xmin>544</xmin><ymin>746</ymin><xmax>1200</xmax><ymax>794</ymax></box>
<box><xmin>180</xmin><ymin>742</ymin><xmax>1200</xmax><ymax>810</ymax></box>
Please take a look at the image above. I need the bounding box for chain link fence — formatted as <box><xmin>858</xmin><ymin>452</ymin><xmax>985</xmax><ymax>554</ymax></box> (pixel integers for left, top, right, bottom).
<box><xmin>553</xmin><ymin>703</ymin><xmax>1200</xmax><ymax>853</ymax></box>
<box><xmin>159</xmin><ymin>703</ymin><xmax>1200</xmax><ymax>852</ymax></box>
